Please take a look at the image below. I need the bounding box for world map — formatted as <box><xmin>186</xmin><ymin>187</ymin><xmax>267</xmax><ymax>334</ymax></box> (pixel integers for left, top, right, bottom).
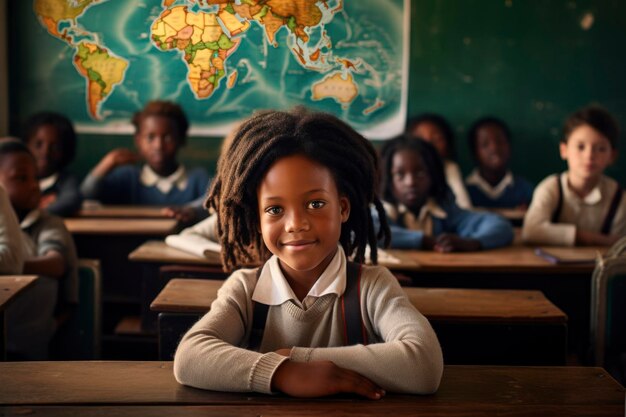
<box><xmin>26</xmin><ymin>0</ymin><xmax>408</xmax><ymax>138</ymax></box>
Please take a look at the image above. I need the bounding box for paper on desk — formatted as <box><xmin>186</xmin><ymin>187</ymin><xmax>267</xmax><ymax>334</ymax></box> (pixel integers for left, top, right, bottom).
<box><xmin>362</xmin><ymin>246</ymin><xmax>401</xmax><ymax>265</ymax></box>
<box><xmin>165</xmin><ymin>234</ymin><xmax>221</xmax><ymax>258</ymax></box>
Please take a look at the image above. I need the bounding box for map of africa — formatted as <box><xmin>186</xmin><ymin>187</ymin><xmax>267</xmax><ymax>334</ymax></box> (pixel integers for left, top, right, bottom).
<box><xmin>22</xmin><ymin>0</ymin><xmax>408</xmax><ymax>138</ymax></box>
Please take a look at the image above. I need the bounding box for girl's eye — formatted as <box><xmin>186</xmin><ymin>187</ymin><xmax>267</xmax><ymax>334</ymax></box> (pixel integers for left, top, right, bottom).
<box><xmin>265</xmin><ymin>206</ymin><xmax>283</xmax><ymax>216</ymax></box>
<box><xmin>308</xmin><ymin>200</ymin><xmax>326</xmax><ymax>209</ymax></box>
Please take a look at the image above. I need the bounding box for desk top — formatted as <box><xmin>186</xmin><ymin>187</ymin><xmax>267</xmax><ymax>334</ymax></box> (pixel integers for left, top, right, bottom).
<box><xmin>76</xmin><ymin>205</ymin><xmax>169</xmax><ymax>219</ymax></box>
<box><xmin>64</xmin><ymin>218</ymin><xmax>178</xmax><ymax>236</ymax></box>
<box><xmin>0</xmin><ymin>362</ymin><xmax>621</xmax><ymax>417</ymax></box>
<box><xmin>0</xmin><ymin>275</ymin><xmax>38</xmax><ymax>311</ymax></box>
<box><xmin>130</xmin><ymin>240</ymin><xmax>601</xmax><ymax>274</ymax></box>
<box><xmin>152</xmin><ymin>279</ymin><xmax>566</xmax><ymax>324</ymax></box>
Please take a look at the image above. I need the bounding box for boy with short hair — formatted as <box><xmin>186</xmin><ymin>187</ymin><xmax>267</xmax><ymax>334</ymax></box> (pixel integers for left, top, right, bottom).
<box><xmin>0</xmin><ymin>140</ymin><xmax>78</xmax><ymax>359</ymax></box>
<box><xmin>522</xmin><ymin>106</ymin><xmax>625</xmax><ymax>246</ymax></box>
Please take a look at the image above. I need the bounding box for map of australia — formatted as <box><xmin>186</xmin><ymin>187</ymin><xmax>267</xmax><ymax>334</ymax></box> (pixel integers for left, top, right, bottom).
<box><xmin>28</xmin><ymin>0</ymin><xmax>407</xmax><ymax>138</ymax></box>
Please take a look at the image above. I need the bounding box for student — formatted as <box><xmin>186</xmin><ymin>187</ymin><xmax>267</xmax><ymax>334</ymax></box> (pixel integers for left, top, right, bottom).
<box><xmin>0</xmin><ymin>184</ymin><xmax>24</xmax><ymax>274</ymax></box>
<box><xmin>522</xmin><ymin>106</ymin><xmax>626</xmax><ymax>246</ymax></box>
<box><xmin>21</xmin><ymin>112</ymin><xmax>83</xmax><ymax>216</ymax></box>
<box><xmin>0</xmin><ymin>141</ymin><xmax>78</xmax><ymax>359</ymax></box>
<box><xmin>465</xmin><ymin>117</ymin><xmax>534</xmax><ymax>209</ymax></box>
<box><xmin>379</xmin><ymin>135</ymin><xmax>514</xmax><ymax>252</ymax></box>
<box><xmin>81</xmin><ymin>100</ymin><xmax>209</xmax><ymax>223</ymax></box>
<box><xmin>407</xmin><ymin>114</ymin><xmax>472</xmax><ymax>208</ymax></box>
<box><xmin>174</xmin><ymin>108</ymin><xmax>443</xmax><ymax>397</ymax></box>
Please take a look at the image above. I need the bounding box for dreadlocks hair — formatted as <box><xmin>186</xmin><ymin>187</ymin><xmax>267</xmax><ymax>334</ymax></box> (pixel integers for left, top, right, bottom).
<box><xmin>380</xmin><ymin>134</ymin><xmax>450</xmax><ymax>206</ymax></box>
<box><xmin>206</xmin><ymin>107</ymin><xmax>391</xmax><ymax>272</ymax></box>
<box><xmin>132</xmin><ymin>100</ymin><xmax>189</xmax><ymax>145</ymax></box>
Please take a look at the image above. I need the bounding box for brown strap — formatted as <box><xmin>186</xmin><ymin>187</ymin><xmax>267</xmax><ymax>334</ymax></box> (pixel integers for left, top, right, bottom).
<box><xmin>601</xmin><ymin>186</ymin><xmax>623</xmax><ymax>235</ymax></box>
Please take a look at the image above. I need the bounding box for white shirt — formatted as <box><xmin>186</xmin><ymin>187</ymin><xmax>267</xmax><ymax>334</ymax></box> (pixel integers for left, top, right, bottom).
<box><xmin>39</xmin><ymin>173</ymin><xmax>59</xmax><ymax>193</ymax></box>
<box><xmin>140</xmin><ymin>164</ymin><xmax>188</xmax><ymax>194</ymax></box>
<box><xmin>384</xmin><ymin>198</ymin><xmax>448</xmax><ymax>235</ymax></box>
<box><xmin>253</xmin><ymin>245</ymin><xmax>346</xmax><ymax>310</ymax></box>
<box><xmin>466</xmin><ymin>169</ymin><xmax>515</xmax><ymax>200</ymax></box>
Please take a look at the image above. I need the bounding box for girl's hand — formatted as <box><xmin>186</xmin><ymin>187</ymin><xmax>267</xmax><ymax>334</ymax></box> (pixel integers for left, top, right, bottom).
<box><xmin>271</xmin><ymin>360</ymin><xmax>385</xmax><ymax>400</ymax></box>
<box><xmin>434</xmin><ymin>234</ymin><xmax>481</xmax><ymax>252</ymax></box>
<box><xmin>93</xmin><ymin>148</ymin><xmax>140</xmax><ymax>177</ymax></box>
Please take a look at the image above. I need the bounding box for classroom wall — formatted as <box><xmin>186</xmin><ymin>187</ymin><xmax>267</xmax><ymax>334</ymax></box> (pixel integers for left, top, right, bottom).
<box><xmin>8</xmin><ymin>0</ymin><xmax>626</xmax><ymax>185</ymax></box>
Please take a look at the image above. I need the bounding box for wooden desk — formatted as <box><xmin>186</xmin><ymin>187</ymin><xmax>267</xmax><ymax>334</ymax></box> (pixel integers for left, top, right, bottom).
<box><xmin>0</xmin><ymin>362</ymin><xmax>622</xmax><ymax>417</ymax></box>
<box><xmin>0</xmin><ymin>276</ymin><xmax>38</xmax><ymax>359</ymax></box>
<box><xmin>64</xmin><ymin>218</ymin><xmax>178</xmax><ymax>236</ymax></box>
<box><xmin>152</xmin><ymin>279</ymin><xmax>567</xmax><ymax>364</ymax></box>
<box><xmin>76</xmin><ymin>205</ymin><xmax>170</xmax><ymax>219</ymax></box>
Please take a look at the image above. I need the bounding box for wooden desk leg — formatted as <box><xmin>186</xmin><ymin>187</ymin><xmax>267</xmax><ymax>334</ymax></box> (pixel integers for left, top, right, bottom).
<box><xmin>140</xmin><ymin>263</ymin><xmax>161</xmax><ymax>334</ymax></box>
<box><xmin>158</xmin><ymin>312</ymin><xmax>201</xmax><ymax>361</ymax></box>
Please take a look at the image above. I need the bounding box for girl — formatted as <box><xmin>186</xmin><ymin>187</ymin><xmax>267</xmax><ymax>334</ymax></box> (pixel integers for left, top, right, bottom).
<box><xmin>407</xmin><ymin>114</ymin><xmax>472</xmax><ymax>209</ymax></box>
<box><xmin>80</xmin><ymin>100</ymin><xmax>209</xmax><ymax>223</ymax></box>
<box><xmin>523</xmin><ymin>106</ymin><xmax>625</xmax><ymax>246</ymax></box>
<box><xmin>465</xmin><ymin>117</ymin><xmax>534</xmax><ymax>209</ymax></box>
<box><xmin>22</xmin><ymin>112</ymin><xmax>83</xmax><ymax>217</ymax></box>
<box><xmin>174</xmin><ymin>108</ymin><xmax>443</xmax><ymax>398</ymax></box>
<box><xmin>380</xmin><ymin>135</ymin><xmax>514</xmax><ymax>252</ymax></box>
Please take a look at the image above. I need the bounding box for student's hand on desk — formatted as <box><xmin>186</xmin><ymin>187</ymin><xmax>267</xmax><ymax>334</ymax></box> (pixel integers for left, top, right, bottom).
<box><xmin>271</xmin><ymin>360</ymin><xmax>385</xmax><ymax>400</ymax></box>
<box><xmin>433</xmin><ymin>234</ymin><xmax>481</xmax><ymax>252</ymax></box>
<box><xmin>162</xmin><ymin>206</ymin><xmax>197</xmax><ymax>223</ymax></box>
<box><xmin>94</xmin><ymin>148</ymin><xmax>140</xmax><ymax>176</ymax></box>
<box><xmin>575</xmin><ymin>230</ymin><xmax>620</xmax><ymax>246</ymax></box>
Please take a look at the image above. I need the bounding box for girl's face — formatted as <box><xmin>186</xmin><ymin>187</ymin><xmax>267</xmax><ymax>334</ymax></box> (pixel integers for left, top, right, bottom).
<box><xmin>257</xmin><ymin>154</ymin><xmax>350</xmax><ymax>284</ymax></box>
<box><xmin>560</xmin><ymin>124</ymin><xmax>615</xmax><ymax>183</ymax></box>
<box><xmin>412</xmin><ymin>122</ymin><xmax>449</xmax><ymax>159</ymax></box>
<box><xmin>27</xmin><ymin>124</ymin><xmax>63</xmax><ymax>178</ymax></box>
<box><xmin>134</xmin><ymin>115</ymin><xmax>180</xmax><ymax>176</ymax></box>
<box><xmin>0</xmin><ymin>152</ymin><xmax>41</xmax><ymax>213</ymax></box>
<box><xmin>391</xmin><ymin>149</ymin><xmax>431</xmax><ymax>211</ymax></box>
<box><xmin>475</xmin><ymin>123</ymin><xmax>510</xmax><ymax>173</ymax></box>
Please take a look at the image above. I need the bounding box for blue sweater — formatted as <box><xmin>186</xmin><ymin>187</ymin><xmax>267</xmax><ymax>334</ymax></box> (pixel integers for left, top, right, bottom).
<box><xmin>376</xmin><ymin>198</ymin><xmax>514</xmax><ymax>250</ymax></box>
<box><xmin>42</xmin><ymin>170</ymin><xmax>83</xmax><ymax>217</ymax></box>
<box><xmin>466</xmin><ymin>174</ymin><xmax>534</xmax><ymax>209</ymax></box>
<box><xmin>81</xmin><ymin>165</ymin><xmax>210</xmax><ymax>206</ymax></box>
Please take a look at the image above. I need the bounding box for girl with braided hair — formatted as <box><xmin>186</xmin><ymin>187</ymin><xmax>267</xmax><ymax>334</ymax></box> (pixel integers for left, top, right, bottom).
<box><xmin>174</xmin><ymin>108</ymin><xmax>443</xmax><ymax>398</ymax></box>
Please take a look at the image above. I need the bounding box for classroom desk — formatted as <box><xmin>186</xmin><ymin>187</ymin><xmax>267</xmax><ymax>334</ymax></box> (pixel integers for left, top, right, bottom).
<box><xmin>476</xmin><ymin>207</ymin><xmax>527</xmax><ymax>227</ymax></box>
<box><xmin>151</xmin><ymin>279</ymin><xmax>567</xmax><ymax>364</ymax></box>
<box><xmin>130</xmin><ymin>240</ymin><xmax>602</xmax><ymax>359</ymax></box>
<box><xmin>76</xmin><ymin>204</ymin><xmax>170</xmax><ymax>219</ymax></box>
<box><xmin>0</xmin><ymin>362</ymin><xmax>622</xmax><ymax>417</ymax></box>
<box><xmin>64</xmin><ymin>218</ymin><xmax>178</xmax><ymax>236</ymax></box>
<box><xmin>0</xmin><ymin>275</ymin><xmax>38</xmax><ymax>360</ymax></box>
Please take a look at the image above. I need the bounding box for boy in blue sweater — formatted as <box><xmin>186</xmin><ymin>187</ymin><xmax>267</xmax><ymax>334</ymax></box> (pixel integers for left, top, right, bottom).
<box><xmin>81</xmin><ymin>101</ymin><xmax>209</xmax><ymax>223</ymax></box>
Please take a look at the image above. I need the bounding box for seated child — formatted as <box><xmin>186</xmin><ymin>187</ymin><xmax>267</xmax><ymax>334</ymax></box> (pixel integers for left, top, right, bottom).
<box><xmin>81</xmin><ymin>100</ymin><xmax>210</xmax><ymax>223</ymax></box>
<box><xmin>465</xmin><ymin>117</ymin><xmax>534</xmax><ymax>209</ymax></box>
<box><xmin>523</xmin><ymin>106</ymin><xmax>625</xmax><ymax>246</ymax></box>
<box><xmin>0</xmin><ymin>184</ymin><xmax>24</xmax><ymax>274</ymax></box>
<box><xmin>21</xmin><ymin>112</ymin><xmax>83</xmax><ymax>216</ymax></box>
<box><xmin>174</xmin><ymin>108</ymin><xmax>443</xmax><ymax>397</ymax></box>
<box><xmin>0</xmin><ymin>141</ymin><xmax>78</xmax><ymax>359</ymax></box>
<box><xmin>407</xmin><ymin>114</ymin><xmax>472</xmax><ymax>208</ymax></box>
<box><xmin>379</xmin><ymin>135</ymin><xmax>514</xmax><ymax>251</ymax></box>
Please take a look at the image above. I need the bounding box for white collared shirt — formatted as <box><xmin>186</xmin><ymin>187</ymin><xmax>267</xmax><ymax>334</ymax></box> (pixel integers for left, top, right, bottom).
<box><xmin>466</xmin><ymin>169</ymin><xmax>514</xmax><ymax>200</ymax></box>
<box><xmin>19</xmin><ymin>209</ymin><xmax>40</xmax><ymax>257</ymax></box>
<box><xmin>252</xmin><ymin>245</ymin><xmax>346</xmax><ymax>310</ymax></box>
<box><xmin>39</xmin><ymin>173</ymin><xmax>59</xmax><ymax>193</ymax></box>
<box><xmin>140</xmin><ymin>164</ymin><xmax>188</xmax><ymax>194</ymax></box>
<box><xmin>384</xmin><ymin>198</ymin><xmax>447</xmax><ymax>235</ymax></box>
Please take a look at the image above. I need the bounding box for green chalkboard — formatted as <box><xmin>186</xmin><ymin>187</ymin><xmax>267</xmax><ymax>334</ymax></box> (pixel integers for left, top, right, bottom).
<box><xmin>408</xmin><ymin>0</ymin><xmax>626</xmax><ymax>185</ymax></box>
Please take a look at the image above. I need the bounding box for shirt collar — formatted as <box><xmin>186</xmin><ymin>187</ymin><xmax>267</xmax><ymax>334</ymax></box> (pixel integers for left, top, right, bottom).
<box><xmin>140</xmin><ymin>164</ymin><xmax>187</xmax><ymax>194</ymax></box>
<box><xmin>20</xmin><ymin>209</ymin><xmax>41</xmax><ymax>229</ymax></box>
<box><xmin>562</xmin><ymin>171</ymin><xmax>603</xmax><ymax>205</ymax></box>
<box><xmin>466</xmin><ymin>169</ymin><xmax>514</xmax><ymax>200</ymax></box>
<box><xmin>252</xmin><ymin>245</ymin><xmax>346</xmax><ymax>308</ymax></box>
<box><xmin>39</xmin><ymin>173</ymin><xmax>59</xmax><ymax>192</ymax></box>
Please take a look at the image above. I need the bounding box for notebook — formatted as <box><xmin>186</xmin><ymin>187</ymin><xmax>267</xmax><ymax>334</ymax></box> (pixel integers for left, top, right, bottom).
<box><xmin>534</xmin><ymin>247</ymin><xmax>601</xmax><ymax>264</ymax></box>
<box><xmin>165</xmin><ymin>234</ymin><xmax>221</xmax><ymax>258</ymax></box>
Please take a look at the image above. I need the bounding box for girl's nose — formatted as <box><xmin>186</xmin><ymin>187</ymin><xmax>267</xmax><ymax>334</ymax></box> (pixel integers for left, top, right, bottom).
<box><xmin>285</xmin><ymin>209</ymin><xmax>310</xmax><ymax>232</ymax></box>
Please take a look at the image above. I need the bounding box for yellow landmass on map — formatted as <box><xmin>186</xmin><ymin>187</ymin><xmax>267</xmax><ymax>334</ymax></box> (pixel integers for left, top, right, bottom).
<box><xmin>311</xmin><ymin>72</ymin><xmax>358</xmax><ymax>106</ymax></box>
<box><xmin>34</xmin><ymin>0</ymin><xmax>100</xmax><ymax>28</ymax></box>
<box><xmin>74</xmin><ymin>42</ymin><xmax>128</xmax><ymax>119</ymax></box>
<box><xmin>151</xmin><ymin>6</ymin><xmax>244</xmax><ymax>99</ymax></box>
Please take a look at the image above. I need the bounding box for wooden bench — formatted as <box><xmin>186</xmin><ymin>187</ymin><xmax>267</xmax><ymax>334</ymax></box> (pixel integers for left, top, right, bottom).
<box><xmin>0</xmin><ymin>361</ymin><xmax>622</xmax><ymax>416</ymax></box>
<box><xmin>151</xmin><ymin>279</ymin><xmax>567</xmax><ymax>364</ymax></box>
